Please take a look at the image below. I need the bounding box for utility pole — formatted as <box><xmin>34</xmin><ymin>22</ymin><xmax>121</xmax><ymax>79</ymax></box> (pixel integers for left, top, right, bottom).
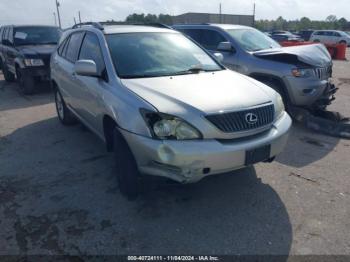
<box><xmin>55</xmin><ymin>0</ymin><xmax>62</xmax><ymax>28</ymax></box>
<box><xmin>253</xmin><ymin>2</ymin><xmax>256</xmax><ymax>27</ymax></box>
<box><xmin>53</xmin><ymin>12</ymin><xmax>57</xmax><ymax>26</ymax></box>
<box><xmin>78</xmin><ymin>11</ymin><xmax>82</xmax><ymax>24</ymax></box>
<box><xmin>219</xmin><ymin>3</ymin><xmax>222</xmax><ymax>24</ymax></box>
<box><xmin>74</xmin><ymin>17</ymin><xmax>77</xmax><ymax>25</ymax></box>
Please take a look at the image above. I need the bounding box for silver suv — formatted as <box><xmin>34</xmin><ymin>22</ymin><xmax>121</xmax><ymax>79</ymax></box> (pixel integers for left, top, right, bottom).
<box><xmin>51</xmin><ymin>23</ymin><xmax>291</xmax><ymax>198</ymax></box>
<box><xmin>174</xmin><ymin>24</ymin><xmax>337</xmax><ymax>110</ymax></box>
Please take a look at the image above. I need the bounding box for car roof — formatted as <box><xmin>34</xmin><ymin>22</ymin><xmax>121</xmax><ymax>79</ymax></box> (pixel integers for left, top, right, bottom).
<box><xmin>173</xmin><ymin>23</ymin><xmax>253</xmax><ymax>30</ymax></box>
<box><xmin>314</xmin><ymin>30</ymin><xmax>341</xmax><ymax>32</ymax></box>
<box><xmin>1</xmin><ymin>25</ymin><xmax>59</xmax><ymax>28</ymax></box>
<box><xmin>102</xmin><ymin>25</ymin><xmax>177</xmax><ymax>34</ymax></box>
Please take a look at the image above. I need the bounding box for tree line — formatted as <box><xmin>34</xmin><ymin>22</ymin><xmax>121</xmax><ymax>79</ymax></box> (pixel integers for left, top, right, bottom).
<box><xmin>255</xmin><ymin>15</ymin><xmax>349</xmax><ymax>31</ymax></box>
<box><xmin>123</xmin><ymin>13</ymin><xmax>349</xmax><ymax>32</ymax></box>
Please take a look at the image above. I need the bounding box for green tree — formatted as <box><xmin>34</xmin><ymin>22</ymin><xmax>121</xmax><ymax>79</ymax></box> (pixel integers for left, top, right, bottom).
<box><xmin>337</xmin><ymin>17</ymin><xmax>348</xmax><ymax>30</ymax></box>
<box><xmin>299</xmin><ymin>17</ymin><xmax>311</xmax><ymax>30</ymax></box>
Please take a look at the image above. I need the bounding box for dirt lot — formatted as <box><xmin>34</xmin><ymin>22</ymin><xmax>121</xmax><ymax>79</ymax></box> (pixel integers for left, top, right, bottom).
<box><xmin>0</xmin><ymin>52</ymin><xmax>349</xmax><ymax>256</ymax></box>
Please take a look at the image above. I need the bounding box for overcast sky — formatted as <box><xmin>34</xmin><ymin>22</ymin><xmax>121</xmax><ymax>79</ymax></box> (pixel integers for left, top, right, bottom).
<box><xmin>0</xmin><ymin>0</ymin><xmax>349</xmax><ymax>28</ymax></box>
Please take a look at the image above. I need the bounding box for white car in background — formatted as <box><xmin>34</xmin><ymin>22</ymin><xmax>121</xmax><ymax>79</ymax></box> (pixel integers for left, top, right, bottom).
<box><xmin>310</xmin><ymin>30</ymin><xmax>350</xmax><ymax>46</ymax></box>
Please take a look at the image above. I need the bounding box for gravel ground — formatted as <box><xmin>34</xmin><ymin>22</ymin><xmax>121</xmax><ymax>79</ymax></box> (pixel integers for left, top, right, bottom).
<box><xmin>0</xmin><ymin>51</ymin><xmax>349</xmax><ymax>256</ymax></box>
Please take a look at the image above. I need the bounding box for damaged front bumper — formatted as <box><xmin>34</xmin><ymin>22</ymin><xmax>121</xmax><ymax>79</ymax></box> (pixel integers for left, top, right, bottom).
<box><xmin>313</xmin><ymin>83</ymin><xmax>338</xmax><ymax>108</ymax></box>
<box><xmin>120</xmin><ymin>112</ymin><xmax>292</xmax><ymax>183</ymax></box>
<box><xmin>284</xmin><ymin>76</ymin><xmax>337</xmax><ymax>108</ymax></box>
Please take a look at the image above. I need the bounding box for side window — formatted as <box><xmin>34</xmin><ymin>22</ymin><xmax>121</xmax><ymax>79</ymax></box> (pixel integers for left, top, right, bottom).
<box><xmin>334</xmin><ymin>32</ymin><xmax>341</xmax><ymax>37</ymax></box>
<box><xmin>199</xmin><ymin>30</ymin><xmax>226</xmax><ymax>50</ymax></box>
<box><xmin>64</xmin><ymin>32</ymin><xmax>85</xmax><ymax>63</ymax></box>
<box><xmin>78</xmin><ymin>33</ymin><xmax>105</xmax><ymax>75</ymax></box>
<box><xmin>3</xmin><ymin>27</ymin><xmax>8</xmax><ymax>41</ymax></box>
<box><xmin>184</xmin><ymin>29</ymin><xmax>202</xmax><ymax>44</ymax></box>
<box><xmin>8</xmin><ymin>27</ymin><xmax>13</xmax><ymax>44</ymax></box>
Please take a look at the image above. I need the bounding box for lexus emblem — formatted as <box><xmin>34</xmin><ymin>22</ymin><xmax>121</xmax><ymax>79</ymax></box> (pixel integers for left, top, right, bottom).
<box><xmin>245</xmin><ymin>113</ymin><xmax>258</xmax><ymax>124</ymax></box>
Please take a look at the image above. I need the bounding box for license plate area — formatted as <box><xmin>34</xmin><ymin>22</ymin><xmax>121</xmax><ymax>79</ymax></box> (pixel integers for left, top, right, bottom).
<box><xmin>245</xmin><ymin>144</ymin><xmax>271</xmax><ymax>166</ymax></box>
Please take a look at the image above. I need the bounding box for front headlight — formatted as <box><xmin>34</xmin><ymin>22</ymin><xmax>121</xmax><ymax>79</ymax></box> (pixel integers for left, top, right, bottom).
<box><xmin>24</xmin><ymin>59</ymin><xmax>44</xmax><ymax>67</ymax></box>
<box><xmin>275</xmin><ymin>93</ymin><xmax>285</xmax><ymax>120</ymax></box>
<box><xmin>141</xmin><ymin>109</ymin><xmax>202</xmax><ymax>140</ymax></box>
<box><xmin>291</xmin><ymin>68</ymin><xmax>313</xmax><ymax>78</ymax></box>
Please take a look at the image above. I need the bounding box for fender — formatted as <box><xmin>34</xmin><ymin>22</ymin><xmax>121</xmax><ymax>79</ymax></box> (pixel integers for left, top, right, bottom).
<box><xmin>14</xmin><ymin>57</ymin><xmax>25</xmax><ymax>69</ymax></box>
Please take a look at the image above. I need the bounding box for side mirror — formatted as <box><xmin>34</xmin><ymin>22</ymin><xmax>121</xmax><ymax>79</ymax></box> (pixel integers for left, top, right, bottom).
<box><xmin>217</xmin><ymin>42</ymin><xmax>235</xmax><ymax>53</ymax></box>
<box><xmin>213</xmin><ymin>52</ymin><xmax>224</xmax><ymax>62</ymax></box>
<box><xmin>74</xmin><ymin>60</ymin><xmax>99</xmax><ymax>77</ymax></box>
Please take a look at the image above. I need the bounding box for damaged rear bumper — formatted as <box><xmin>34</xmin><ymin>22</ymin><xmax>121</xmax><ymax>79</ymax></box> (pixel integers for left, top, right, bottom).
<box><xmin>120</xmin><ymin>112</ymin><xmax>292</xmax><ymax>183</ymax></box>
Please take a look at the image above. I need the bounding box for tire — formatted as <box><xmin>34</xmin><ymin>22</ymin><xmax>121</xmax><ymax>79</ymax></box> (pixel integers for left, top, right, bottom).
<box><xmin>17</xmin><ymin>68</ymin><xmax>35</xmax><ymax>95</ymax></box>
<box><xmin>2</xmin><ymin>62</ymin><xmax>15</xmax><ymax>82</ymax></box>
<box><xmin>54</xmin><ymin>88</ymin><xmax>77</xmax><ymax>125</ymax></box>
<box><xmin>313</xmin><ymin>39</ymin><xmax>320</xmax><ymax>43</ymax></box>
<box><xmin>113</xmin><ymin>128</ymin><xmax>140</xmax><ymax>200</ymax></box>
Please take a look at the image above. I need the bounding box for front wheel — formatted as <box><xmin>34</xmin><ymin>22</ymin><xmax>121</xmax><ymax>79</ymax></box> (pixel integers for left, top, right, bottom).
<box><xmin>54</xmin><ymin>88</ymin><xmax>77</xmax><ymax>125</ymax></box>
<box><xmin>113</xmin><ymin>128</ymin><xmax>140</xmax><ymax>200</ymax></box>
<box><xmin>2</xmin><ymin>62</ymin><xmax>15</xmax><ymax>82</ymax></box>
<box><xmin>17</xmin><ymin>69</ymin><xmax>35</xmax><ymax>95</ymax></box>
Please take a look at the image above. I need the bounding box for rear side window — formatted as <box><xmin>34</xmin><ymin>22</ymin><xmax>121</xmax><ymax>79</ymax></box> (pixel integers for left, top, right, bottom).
<box><xmin>64</xmin><ymin>32</ymin><xmax>85</xmax><ymax>63</ymax></box>
<box><xmin>79</xmin><ymin>33</ymin><xmax>105</xmax><ymax>75</ymax></box>
<box><xmin>57</xmin><ymin>37</ymin><xmax>69</xmax><ymax>56</ymax></box>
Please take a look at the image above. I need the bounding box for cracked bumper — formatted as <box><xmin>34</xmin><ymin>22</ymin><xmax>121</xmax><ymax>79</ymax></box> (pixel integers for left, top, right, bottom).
<box><xmin>284</xmin><ymin>76</ymin><xmax>333</xmax><ymax>107</ymax></box>
<box><xmin>121</xmin><ymin>112</ymin><xmax>292</xmax><ymax>183</ymax></box>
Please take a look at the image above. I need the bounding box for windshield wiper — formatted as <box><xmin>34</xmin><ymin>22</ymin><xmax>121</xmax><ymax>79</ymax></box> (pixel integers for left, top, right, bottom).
<box><xmin>172</xmin><ymin>65</ymin><xmax>207</xmax><ymax>76</ymax></box>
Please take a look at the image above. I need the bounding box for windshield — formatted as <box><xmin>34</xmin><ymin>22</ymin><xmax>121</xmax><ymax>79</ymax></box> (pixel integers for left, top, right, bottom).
<box><xmin>106</xmin><ymin>32</ymin><xmax>223</xmax><ymax>79</ymax></box>
<box><xmin>226</xmin><ymin>28</ymin><xmax>281</xmax><ymax>52</ymax></box>
<box><xmin>13</xmin><ymin>26</ymin><xmax>61</xmax><ymax>46</ymax></box>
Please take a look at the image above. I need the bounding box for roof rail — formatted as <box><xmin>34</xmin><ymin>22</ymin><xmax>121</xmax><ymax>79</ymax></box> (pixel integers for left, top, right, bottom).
<box><xmin>131</xmin><ymin>23</ymin><xmax>172</xmax><ymax>29</ymax></box>
<box><xmin>98</xmin><ymin>21</ymin><xmax>172</xmax><ymax>29</ymax></box>
<box><xmin>72</xmin><ymin>22</ymin><xmax>104</xmax><ymax>30</ymax></box>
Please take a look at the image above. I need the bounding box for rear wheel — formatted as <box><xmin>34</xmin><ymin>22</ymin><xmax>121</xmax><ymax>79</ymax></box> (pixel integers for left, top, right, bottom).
<box><xmin>17</xmin><ymin>68</ymin><xmax>35</xmax><ymax>95</ymax></box>
<box><xmin>54</xmin><ymin>88</ymin><xmax>77</xmax><ymax>125</ymax></box>
<box><xmin>313</xmin><ymin>39</ymin><xmax>321</xmax><ymax>43</ymax></box>
<box><xmin>113</xmin><ymin>128</ymin><xmax>140</xmax><ymax>200</ymax></box>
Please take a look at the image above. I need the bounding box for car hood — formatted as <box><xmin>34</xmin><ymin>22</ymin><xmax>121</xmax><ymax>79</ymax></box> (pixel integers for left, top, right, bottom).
<box><xmin>16</xmin><ymin>45</ymin><xmax>57</xmax><ymax>56</ymax></box>
<box><xmin>121</xmin><ymin>70</ymin><xmax>273</xmax><ymax>114</ymax></box>
<box><xmin>253</xmin><ymin>43</ymin><xmax>331</xmax><ymax>67</ymax></box>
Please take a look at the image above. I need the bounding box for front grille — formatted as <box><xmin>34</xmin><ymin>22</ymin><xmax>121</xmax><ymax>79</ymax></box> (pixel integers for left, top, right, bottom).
<box><xmin>205</xmin><ymin>104</ymin><xmax>275</xmax><ymax>133</ymax></box>
<box><xmin>314</xmin><ymin>66</ymin><xmax>332</xmax><ymax>80</ymax></box>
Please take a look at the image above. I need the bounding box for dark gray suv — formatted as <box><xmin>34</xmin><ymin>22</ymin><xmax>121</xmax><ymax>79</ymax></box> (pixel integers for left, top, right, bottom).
<box><xmin>0</xmin><ymin>25</ymin><xmax>61</xmax><ymax>94</ymax></box>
